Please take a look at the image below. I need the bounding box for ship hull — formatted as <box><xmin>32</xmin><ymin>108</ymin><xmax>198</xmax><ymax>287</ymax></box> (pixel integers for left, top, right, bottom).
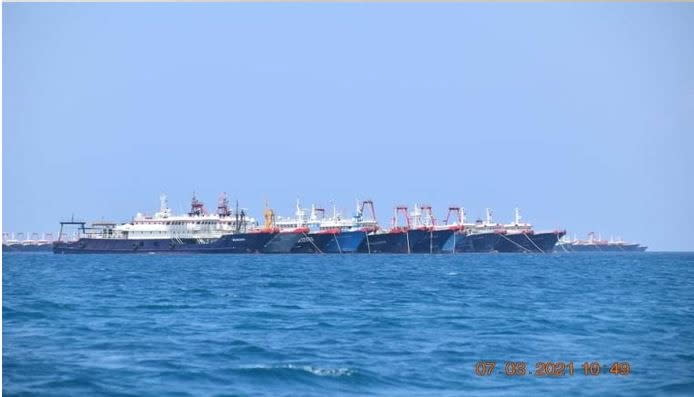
<box><xmin>291</xmin><ymin>232</ymin><xmax>337</xmax><ymax>253</ymax></box>
<box><xmin>3</xmin><ymin>244</ymin><xmax>53</xmax><ymax>252</ymax></box>
<box><xmin>446</xmin><ymin>232</ymin><xmax>471</xmax><ymax>253</ymax></box>
<box><xmin>448</xmin><ymin>232</ymin><xmax>500</xmax><ymax>253</ymax></box>
<box><xmin>52</xmin><ymin>232</ymin><xmax>277</xmax><ymax>254</ymax></box>
<box><xmin>261</xmin><ymin>232</ymin><xmax>304</xmax><ymax>254</ymax></box>
<box><xmin>358</xmin><ymin>232</ymin><xmax>409</xmax><ymax>253</ymax></box>
<box><xmin>495</xmin><ymin>231</ymin><xmax>563</xmax><ymax>253</ymax></box>
<box><xmin>556</xmin><ymin>243</ymin><xmax>647</xmax><ymax>252</ymax></box>
<box><xmin>322</xmin><ymin>230</ymin><xmax>367</xmax><ymax>253</ymax></box>
<box><xmin>410</xmin><ymin>229</ymin><xmax>455</xmax><ymax>253</ymax></box>
<box><xmin>357</xmin><ymin>230</ymin><xmax>431</xmax><ymax>253</ymax></box>
<box><xmin>531</xmin><ymin>232</ymin><xmax>565</xmax><ymax>252</ymax></box>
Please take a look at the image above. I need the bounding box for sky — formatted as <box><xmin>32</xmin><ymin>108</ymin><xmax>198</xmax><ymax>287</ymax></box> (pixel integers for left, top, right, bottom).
<box><xmin>3</xmin><ymin>3</ymin><xmax>693</xmax><ymax>250</ymax></box>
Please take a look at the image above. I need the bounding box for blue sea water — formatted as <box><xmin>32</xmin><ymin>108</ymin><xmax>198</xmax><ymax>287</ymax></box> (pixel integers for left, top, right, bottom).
<box><xmin>3</xmin><ymin>252</ymin><xmax>694</xmax><ymax>396</ymax></box>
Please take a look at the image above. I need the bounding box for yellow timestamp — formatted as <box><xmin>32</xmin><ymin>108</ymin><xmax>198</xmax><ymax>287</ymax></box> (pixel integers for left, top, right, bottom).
<box><xmin>474</xmin><ymin>361</ymin><xmax>631</xmax><ymax>377</ymax></box>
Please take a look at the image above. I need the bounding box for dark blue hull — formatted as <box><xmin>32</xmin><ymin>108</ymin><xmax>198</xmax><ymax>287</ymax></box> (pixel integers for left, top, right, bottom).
<box><xmin>495</xmin><ymin>231</ymin><xmax>564</xmax><ymax>253</ymax></box>
<box><xmin>410</xmin><ymin>229</ymin><xmax>455</xmax><ymax>253</ymax></box>
<box><xmin>52</xmin><ymin>232</ymin><xmax>277</xmax><ymax>254</ymax></box>
<box><xmin>448</xmin><ymin>232</ymin><xmax>500</xmax><ymax>253</ymax></box>
<box><xmin>322</xmin><ymin>230</ymin><xmax>367</xmax><ymax>253</ymax></box>
<box><xmin>443</xmin><ymin>232</ymin><xmax>470</xmax><ymax>253</ymax></box>
<box><xmin>495</xmin><ymin>233</ymin><xmax>537</xmax><ymax>253</ymax></box>
<box><xmin>261</xmin><ymin>232</ymin><xmax>304</xmax><ymax>254</ymax></box>
<box><xmin>291</xmin><ymin>233</ymin><xmax>338</xmax><ymax>253</ymax></box>
<box><xmin>357</xmin><ymin>230</ymin><xmax>431</xmax><ymax>254</ymax></box>
<box><xmin>358</xmin><ymin>232</ymin><xmax>408</xmax><ymax>253</ymax></box>
<box><xmin>3</xmin><ymin>244</ymin><xmax>52</xmax><ymax>252</ymax></box>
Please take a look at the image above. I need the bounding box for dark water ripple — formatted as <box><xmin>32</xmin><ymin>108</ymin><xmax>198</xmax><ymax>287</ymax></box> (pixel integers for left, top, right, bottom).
<box><xmin>4</xmin><ymin>252</ymin><xmax>694</xmax><ymax>396</ymax></box>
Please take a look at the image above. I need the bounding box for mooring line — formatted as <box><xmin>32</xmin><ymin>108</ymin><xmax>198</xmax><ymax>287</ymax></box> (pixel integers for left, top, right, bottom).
<box><xmin>523</xmin><ymin>232</ymin><xmax>545</xmax><ymax>253</ymax></box>
<box><xmin>498</xmin><ymin>233</ymin><xmax>531</xmax><ymax>253</ymax></box>
<box><xmin>302</xmin><ymin>232</ymin><xmax>323</xmax><ymax>254</ymax></box>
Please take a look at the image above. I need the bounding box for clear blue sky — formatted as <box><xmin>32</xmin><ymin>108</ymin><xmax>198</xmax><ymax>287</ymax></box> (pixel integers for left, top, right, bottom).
<box><xmin>3</xmin><ymin>3</ymin><xmax>693</xmax><ymax>250</ymax></box>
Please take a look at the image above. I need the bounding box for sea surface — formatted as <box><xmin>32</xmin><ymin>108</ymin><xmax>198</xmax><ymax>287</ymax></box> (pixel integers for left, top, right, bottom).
<box><xmin>3</xmin><ymin>252</ymin><xmax>694</xmax><ymax>396</ymax></box>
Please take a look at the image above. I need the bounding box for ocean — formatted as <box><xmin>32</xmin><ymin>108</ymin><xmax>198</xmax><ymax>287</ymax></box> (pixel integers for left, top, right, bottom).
<box><xmin>3</xmin><ymin>252</ymin><xmax>694</xmax><ymax>396</ymax></box>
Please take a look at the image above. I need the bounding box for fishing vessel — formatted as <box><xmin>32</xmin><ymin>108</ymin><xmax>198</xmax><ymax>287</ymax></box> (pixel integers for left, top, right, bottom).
<box><xmin>53</xmin><ymin>194</ymin><xmax>277</xmax><ymax>254</ymax></box>
<box><xmin>263</xmin><ymin>202</ymin><xmax>310</xmax><ymax>253</ymax></box>
<box><xmin>406</xmin><ymin>205</ymin><xmax>459</xmax><ymax>254</ymax></box>
<box><xmin>2</xmin><ymin>232</ymin><xmax>54</xmax><ymax>252</ymax></box>
<box><xmin>357</xmin><ymin>205</ymin><xmax>411</xmax><ymax>253</ymax></box>
<box><xmin>494</xmin><ymin>208</ymin><xmax>566</xmax><ymax>253</ymax></box>
<box><xmin>49</xmin><ymin>193</ymin><xmax>574</xmax><ymax>255</ymax></box>
<box><xmin>357</xmin><ymin>205</ymin><xmax>436</xmax><ymax>254</ymax></box>
<box><xmin>446</xmin><ymin>208</ymin><xmax>504</xmax><ymax>253</ymax></box>
<box><xmin>295</xmin><ymin>200</ymin><xmax>377</xmax><ymax>253</ymax></box>
<box><xmin>322</xmin><ymin>200</ymin><xmax>379</xmax><ymax>253</ymax></box>
<box><xmin>285</xmin><ymin>203</ymin><xmax>335</xmax><ymax>253</ymax></box>
<box><xmin>555</xmin><ymin>233</ymin><xmax>647</xmax><ymax>252</ymax></box>
<box><xmin>291</xmin><ymin>201</ymin><xmax>379</xmax><ymax>253</ymax></box>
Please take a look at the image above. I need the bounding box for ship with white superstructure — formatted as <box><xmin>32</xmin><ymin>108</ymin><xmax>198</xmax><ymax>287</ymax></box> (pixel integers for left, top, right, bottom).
<box><xmin>555</xmin><ymin>233</ymin><xmax>647</xmax><ymax>252</ymax></box>
<box><xmin>3</xmin><ymin>232</ymin><xmax>54</xmax><ymax>252</ymax></box>
<box><xmin>493</xmin><ymin>208</ymin><xmax>566</xmax><ymax>253</ymax></box>
<box><xmin>53</xmin><ymin>194</ymin><xmax>278</xmax><ymax>254</ymax></box>
<box><xmin>285</xmin><ymin>200</ymin><xmax>379</xmax><ymax>253</ymax></box>
<box><xmin>47</xmin><ymin>195</ymin><xmax>587</xmax><ymax>254</ymax></box>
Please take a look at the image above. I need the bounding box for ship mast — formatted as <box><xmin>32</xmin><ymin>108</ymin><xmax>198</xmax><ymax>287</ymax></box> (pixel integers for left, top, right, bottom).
<box><xmin>217</xmin><ymin>192</ymin><xmax>231</xmax><ymax>217</ymax></box>
<box><xmin>189</xmin><ymin>192</ymin><xmax>205</xmax><ymax>216</ymax></box>
<box><xmin>485</xmin><ymin>208</ymin><xmax>494</xmax><ymax>225</ymax></box>
<box><xmin>160</xmin><ymin>194</ymin><xmax>169</xmax><ymax>213</ymax></box>
<box><xmin>233</xmin><ymin>200</ymin><xmax>245</xmax><ymax>233</ymax></box>
<box><xmin>445</xmin><ymin>206</ymin><xmax>462</xmax><ymax>225</ymax></box>
<box><xmin>420</xmin><ymin>204</ymin><xmax>436</xmax><ymax>227</ymax></box>
<box><xmin>356</xmin><ymin>200</ymin><xmax>378</xmax><ymax>230</ymax></box>
<box><xmin>392</xmin><ymin>206</ymin><xmax>410</xmax><ymax>229</ymax></box>
<box><xmin>263</xmin><ymin>201</ymin><xmax>276</xmax><ymax>229</ymax></box>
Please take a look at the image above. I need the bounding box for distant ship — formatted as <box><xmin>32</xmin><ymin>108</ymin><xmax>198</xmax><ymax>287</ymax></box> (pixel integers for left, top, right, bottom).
<box><xmin>53</xmin><ymin>194</ymin><xmax>278</xmax><ymax>254</ymax></box>
<box><xmin>555</xmin><ymin>233</ymin><xmax>647</xmax><ymax>252</ymax></box>
<box><xmin>3</xmin><ymin>232</ymin><xmax>54</xmax><ymax>252</ymax></box>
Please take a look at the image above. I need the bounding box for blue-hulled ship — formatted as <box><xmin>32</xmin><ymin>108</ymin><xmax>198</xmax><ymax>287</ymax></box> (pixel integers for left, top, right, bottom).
<box><xmin>273</xmin><ymin>201</ymin><xmax>330</xmax><ymax>254</ymax></box>
<box><xmin>53</xmin><ymin>194</ymin><xmax>277</xmax><ymax>254</ymax></box>
<box><xmin>289</xmin><ymin>200</ymin><xmax>379</xmax><ymax>253</ymax></box>
<box><xmin>406</xmin><ymin>205</ymin><xmax>459</xmax><ymax>254</ymax></box>
<box><xmin>358</xmin><ymin>205</ymin><xmax>411</xmax><ymax>253</ymax></box>
<box><xmin>493</xmin><ymin>208</ymin><xmax>566</xmax><ymax>253</ymax></box>
<box><xmin>313</xmin><ymin>201</ymin><xmax>379</xmax><ymax>253</ymax></box>
<box><xmin>263</xmin><ymin>202</ymin><xmax>311</xmax><ymax>253</ymax></box>
<box><xmin>445</xmin><ymin>208</ymin><xmax>504</xmax><ymax>253</ymax></box>
<box><xmin>357</xmin><ymin>204</ymin><xmax>455</xmax><ymax>254</ymax></box>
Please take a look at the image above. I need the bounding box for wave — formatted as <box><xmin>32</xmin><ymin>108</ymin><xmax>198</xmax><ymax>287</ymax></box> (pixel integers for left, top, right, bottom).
<box><xmin>229</xmin><ymin>363</ymin><xmax>393</xmax><ymax>387</ymax></box>
<box><xmin>241</xmin><ymin>364</ymin><xmax>354</xmax><ymax>377</ymax></box>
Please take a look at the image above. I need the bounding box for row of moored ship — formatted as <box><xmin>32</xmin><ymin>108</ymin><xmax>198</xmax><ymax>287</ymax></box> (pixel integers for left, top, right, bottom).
<box><xmin>53</xmin><ymin>194</ymin><xmax>562</xmax><ymax>254</ymax></box>
<box><xmin>49</xmin><ymin>194</ymin><xmax>642</xmax><ymax>254</ymax></box>
<box><xmin>2</xmin><ymin>233</ymin><xmax>54</xmax><ymax>252</ymax></box>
